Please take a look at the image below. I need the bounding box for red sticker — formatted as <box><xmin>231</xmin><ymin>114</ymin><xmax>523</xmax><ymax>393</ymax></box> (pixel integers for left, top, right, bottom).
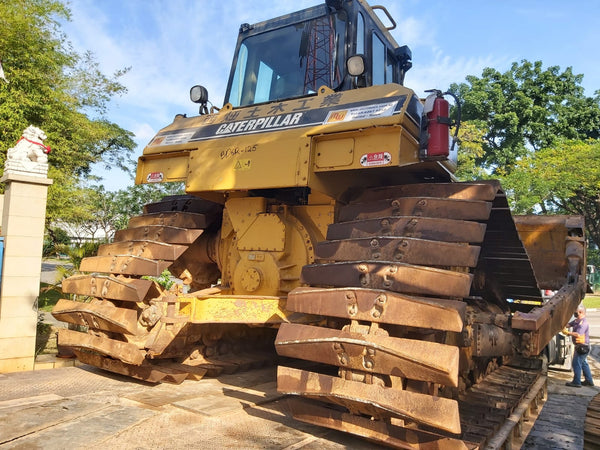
<box><xmin>360</xmin><ymin>152</ymin><xmax>392</xmax><ymax>167</ymax></box>
<box><xmin>146</xmin><ymin>172</ymin><xmax>164</xmax><ymax>183</ymax></box>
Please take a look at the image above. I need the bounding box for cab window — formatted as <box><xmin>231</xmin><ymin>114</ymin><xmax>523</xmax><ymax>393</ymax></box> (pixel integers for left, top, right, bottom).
<box><xmin>356</xmin><ymin>12</ymin><xmax>365</xmax><ymax>54</ymax></box>
<box><xmin>372</xmin><ymin>33</ymin><xmax>385</xmax><ymax>85</ymax></box>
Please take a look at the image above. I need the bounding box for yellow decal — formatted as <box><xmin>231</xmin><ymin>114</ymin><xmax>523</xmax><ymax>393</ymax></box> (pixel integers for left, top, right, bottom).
<box><xmin>234</xmin><ymin>159</ymin><xmax>252</xmax><ymax>170</ymax></box>
<box><xmin>326</xmin><ymin>110</ymin><xmax>348</xmax><ymax>123</ymax></box>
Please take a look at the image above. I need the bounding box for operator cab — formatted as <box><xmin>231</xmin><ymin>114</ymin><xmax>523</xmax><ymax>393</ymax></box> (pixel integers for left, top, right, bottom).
<box><xmin>220</xmin><ymin>0</ymin><xmax>412</xmax><ymax>108</ymax></box>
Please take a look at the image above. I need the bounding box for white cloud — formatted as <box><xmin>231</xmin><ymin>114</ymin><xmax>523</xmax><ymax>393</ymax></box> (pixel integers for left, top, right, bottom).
<box><xmin>132</xmin><ymin>123</ymin><xmax>157</xmax><ymax>145</ymax></box>
<box><xmin>407</xmin><ymin>48</ymin><xmax>509</xmax><ymax>96</ymax></box>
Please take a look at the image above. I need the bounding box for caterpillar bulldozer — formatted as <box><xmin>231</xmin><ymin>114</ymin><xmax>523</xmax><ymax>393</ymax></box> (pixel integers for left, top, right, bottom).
<box><xmin>52</xmin><ymin>0</ymin><xmax>587</xmax><ymax>447</ymax></box>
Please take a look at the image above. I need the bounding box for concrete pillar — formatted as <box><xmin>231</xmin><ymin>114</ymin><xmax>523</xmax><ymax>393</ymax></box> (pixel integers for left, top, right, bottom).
<box><xmin>0</xmin><ymin>126</ymin><xmax>52</xmax><ymax>373</ymax></box>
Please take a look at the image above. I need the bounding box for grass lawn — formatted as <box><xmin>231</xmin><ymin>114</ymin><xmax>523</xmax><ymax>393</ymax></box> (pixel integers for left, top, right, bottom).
<box><xmin>38</xmin><ymin>282</ymin><xmax>61</xmax><ymax>312</ymax></box>
<box><xmin>584</xmin><ymin>294</ymin><xmax>600</xmax><ymax>310</ymax></box>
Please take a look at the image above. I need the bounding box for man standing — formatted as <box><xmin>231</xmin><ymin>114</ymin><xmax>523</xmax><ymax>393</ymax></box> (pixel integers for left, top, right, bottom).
<box><xmin>564</xmin><ymin>304</ymin><xmax>594</xmax><ymax>387</ymax></box>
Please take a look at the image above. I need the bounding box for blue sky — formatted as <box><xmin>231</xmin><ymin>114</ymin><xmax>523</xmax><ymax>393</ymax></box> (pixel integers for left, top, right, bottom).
<box><xmin>61</xmin><ymin>0</ymin><xmax>600</xmax><ymax>191</ymax></box>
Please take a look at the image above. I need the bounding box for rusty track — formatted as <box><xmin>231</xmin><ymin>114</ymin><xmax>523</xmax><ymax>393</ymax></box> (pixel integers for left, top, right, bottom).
<box><xmin>275</xmin><ymin>181</ymin><xmax>556</xmax><ymax>448</ymax></box>
<box><xmin>52</xmin><ymin>195</ymin><xmax>276</xmax><ymax>383</ymax></box>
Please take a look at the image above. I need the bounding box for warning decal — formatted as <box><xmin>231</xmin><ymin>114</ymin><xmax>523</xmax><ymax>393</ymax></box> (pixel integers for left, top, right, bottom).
<box><xmin>360</xmin><ymin>152</ymin><xmax>392</xmax><ymax>167</ymax></box>
<box><xmin>234</xmin><ymin>159</ymin><xmax>252</xmax><ymax>171</ymax></box>
<box><xmin>146</xmin><ymin>172</ymin><xmax>164</xmax><ymax>183</ymax></box>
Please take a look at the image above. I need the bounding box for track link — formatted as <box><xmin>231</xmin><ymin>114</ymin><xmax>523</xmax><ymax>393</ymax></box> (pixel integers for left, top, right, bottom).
<box><xmin>52</xmin><ymin>195</ymin><xmax>275</xmax><ymax>383</ymax></box>
<box><xmin>275</xmin><ymin>181</ymin><xmax>544</xmax><ymax>447</ymax></box>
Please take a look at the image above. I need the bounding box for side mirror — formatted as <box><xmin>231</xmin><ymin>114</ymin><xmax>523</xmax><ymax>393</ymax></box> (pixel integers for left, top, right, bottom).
<box><xmin>395</xmin><ymin>45</ymin><xmax>412</xmax><ymax>84</ymax></box>
<box><xmin>190</xmin><ymin>85</ymin><xmax>209</xmax><ymax>115</ymax></box>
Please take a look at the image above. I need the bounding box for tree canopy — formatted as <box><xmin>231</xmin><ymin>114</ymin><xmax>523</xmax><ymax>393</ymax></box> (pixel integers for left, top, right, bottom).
<box><xmin>451</xmin><ymin>60</ymin><xmax>600</xmax><ymax>174</ymax></box>
<box><xmin>0</xmin><ymin>0</ymin><xmax>136</xmax><ymax>216</ymax></box>
<box><xmin>502</xmin><ymin>139</ymin><xmax>600</xmax><ymax>247</ymax></box>
<box><xmin>452</xmin><ymin>60</ymin><xmax>600</xmax><ymax>253</ymax></box>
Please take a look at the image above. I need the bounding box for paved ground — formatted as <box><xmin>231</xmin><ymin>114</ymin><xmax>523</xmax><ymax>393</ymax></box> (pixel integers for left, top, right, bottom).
<box><xmin>1</xmin><ymin>355</ymin><xmax>597</xmax><ymax>449</ymax></box>
<box><xmin>520</xmin><ymin>309</ymin><xmax>600</xmax><ymax>449</ymax></box>
<box><xmin>0</xmin><ymin>364</ymin><xmax>377</xmax><ymax>449</ymax></box>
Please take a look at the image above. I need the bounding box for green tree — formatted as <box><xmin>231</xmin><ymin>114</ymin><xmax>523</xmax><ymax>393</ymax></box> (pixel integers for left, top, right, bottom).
<box><xmin>502</xmin><ymin>139</ymin><xmax>600</xmax><ymax>248</ymax></box>
<box><xmin>454</xmin><ymin>121</ymin><xmax>489</xmax><ymax>181</ymax></box>
<box><xmin>51</xmin><ymin>182</ymin><xmax>184</xmax><ymax>242</ymax></box>
<box><xmin>450</xmin><ymin>60</ymin><xmax>600</xmax><ymax>173</ymax></box>
<box><xmin>0</xmin><ymin>0</ymin><xmax>136</xmax><ymax>219</ymax></box>
<box><xmin>109</xmin><ymin>183</ymin><xmax>186</xmax><ymax>232</ymax></box>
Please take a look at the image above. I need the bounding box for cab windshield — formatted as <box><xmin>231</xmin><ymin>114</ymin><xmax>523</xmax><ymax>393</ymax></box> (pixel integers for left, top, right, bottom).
<box><xmin>226</xmin><ymin>12</ymin><xmax>347</xmax><ymax>107</ymax></box>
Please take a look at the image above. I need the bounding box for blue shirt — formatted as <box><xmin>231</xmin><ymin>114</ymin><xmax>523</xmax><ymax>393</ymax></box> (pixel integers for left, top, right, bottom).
<box><xmin>568</xmin><ymin>317</ymin><xmax>590</xmax><ymax>345</ymax></box>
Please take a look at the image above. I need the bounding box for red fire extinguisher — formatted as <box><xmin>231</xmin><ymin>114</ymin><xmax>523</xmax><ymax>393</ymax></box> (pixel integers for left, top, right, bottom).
<box><xmin>421</xmin><ymin>89</ymin><xmax>460</xmax><ymax>160</ymax></box>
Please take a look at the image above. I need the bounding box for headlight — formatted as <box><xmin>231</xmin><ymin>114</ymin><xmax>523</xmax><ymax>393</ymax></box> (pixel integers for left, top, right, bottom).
<box><xmin>190</xmin><ymin>85</ymin><xmax>208</xmax><ymax>104</ymax></box>
<box><xmin>347</xmin><ymin>55</ymin><xmax>366</xmax><ymax>77</ymax></box>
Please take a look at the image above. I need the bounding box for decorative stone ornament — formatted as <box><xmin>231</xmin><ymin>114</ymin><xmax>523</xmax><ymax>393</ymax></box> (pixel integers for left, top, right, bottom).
<box><xmin>4</xmin><ymin>125</ymin><xmax>50</xmax><ymax>177</ymax></box>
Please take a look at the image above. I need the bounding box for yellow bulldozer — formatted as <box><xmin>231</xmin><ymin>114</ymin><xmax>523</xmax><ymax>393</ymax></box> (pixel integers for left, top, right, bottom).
<box><xmin>52</xmin><ymin>0</ymin><xmax>586</xmax><ymax>447</ymax></box>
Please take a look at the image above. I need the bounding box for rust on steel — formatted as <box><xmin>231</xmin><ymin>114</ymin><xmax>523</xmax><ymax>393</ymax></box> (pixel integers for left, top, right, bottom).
<box><xmin>52</xmin><ymin>298</ymin><xmax>139</xmax><ymax>335</ymax></box>
<box><xmin>58</xmin><ymin>329</ymin><xmax>145</xmax><ymax>365</ymax></box>
<box><xmin>277</xmin><ymin>366</ymin><xmax>461</xmax><ymax>434</ymax></box>
<box><xmin>326</xmin><ymin>215</ymin><xmax>487</xmax><ymax>244</ymax></box>
<box><xmin>351</xmin><ymin>181</ymin><xmax>499</xmax><ymax>203</ymax></box>
<box><xmin>73</xmin><ymin>350</ymin><xmax>192</xmax><ymax>384</ymax></box>
<box><xmin>97</xmin><ymin>240</ymin><xmax>189</xmax><ymax>261</ymax></box>
<box><xmin>316</xmin><ymin>236</ymin><xmax>480</xmax><ymax>267</ymax></box>
<box><xmin>276</xmin><ymin>323</ymin><xmax>459</xmax><ymax>386</ymax></box>
<box><xmin>338</xmin><ymin>197</ymin><xmax>492</xmax><ymax>223</ymax></box>
<box><xmin>287</xmin><ymin>398</ymin><xmax>470</xmax><ymax>450</ymax></box>
<box><xmin>114</xmin><ymin>225</ymin><xmax>204</xmax><ymax>244</ymax></box>
<box><xmin>79</xmin><ymin>255</ymin><xmax>171</xmax><ymax>277</ymax></box>
<box><xmin>128</xmin><ymin>211</ymin><xmax>216</xmax><ymax>229</ymax></box>
<box><xmin>301</xmin><ymin>261</ymin><xmax>473</xmax><ymax>298</ymax></box>
<box><xmin>287</xmin><ymin>287</ymin><xmax>466</xmax><ymax>332</ymax></box>
<box><xmin>61</xmin><ymin>274</ymin><xmax>157</xmax><ymax>302</ymax></box>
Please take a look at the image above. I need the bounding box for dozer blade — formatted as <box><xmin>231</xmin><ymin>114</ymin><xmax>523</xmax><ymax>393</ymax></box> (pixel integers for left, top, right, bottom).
<box><xmin>287</xmin><ymin>398</ymin><xmax>470</xmax><ymax>450</ymax></box>
<box><xmin>97</xmin><ymin>240</ymin><xmax>188</xmax><ymax>261</ymax></box>
<box><xmin>73</xmin><ymin>351</ymin><xmax>189</xmax><ymax>384</ymax></box>
<box><xmin>514</xmin><ymin>215</ymin><xmax>585</xmax><ymax>290</ymax></box>
<box><xmin>316</xmin><ymin>236</ymin><xmax>480</xmax><ymax>267</ymax></box>
<box><xmin>286</xmin><ymin>287</ymin><xmax>466</xmax><ymax>332</ymax></box>
<box><xmin>326</xmin><ymin>216</ymin><xmax>487</xmax><ymax>244</ymax></box>
<box><xmin>339</xmin><ymin>197</ymin><xmax>492</xmax><ymax>222</ymax></box>
<box><xmin>276</xmin><ymin>323</ymin><xmax>459</xmax><ymax>387</ymax></box>
<box><xmin>353</xmin><ymin>181</ymin><xmax>499</xmax><ymax>203</ymax></box>
<box><xmin>52</xmin><ymin>298</ymin><xmax>139</xmax><ymax>335</ymax></box>
<box><xmin>57</xmin><ymin>329</ymin><xmax>145</xmax><ymax>365</ymax></box>
<box><xmin>114</xmin><ymin>225</ymin><xmax>203</xmax><ymax>245</ymax></box>
<box><xmin>128</xmin><ymin>211</ymin><xmax>215</xmax><ymax>229</ymax></box>
<box><xmin>61</xmin><ymin>274</ymin><xmax>157</xmax><ymax>302</ymax></box>
<box><xmin>302</xmin><ymin>261</ymin><xmax>472</xmax><ymax>298</ymax></box>
<box><xmin>277</xmin><ymin>366</ymin><xmax>461</xmax><ymax>435</ymax></box>
<box><xmin>79</xmin><ymin>255</ymin><xmax>171</xmax><ymax>276</ymax></box>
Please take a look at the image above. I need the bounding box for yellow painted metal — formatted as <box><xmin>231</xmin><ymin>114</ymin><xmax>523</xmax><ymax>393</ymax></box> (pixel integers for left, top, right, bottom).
<box><xmin>135</xmin><ymin>151</ymin><xmax>189</xmax><ymax>184</ymax></box>
<box><xmin>183</xmin><ymin>294</ymin><xmax>307</xmax><ymax>324</ymax></box>
<box><xmin>312</xmin><ymin>125</ymin><xmax>419</xmax><ymax>173</ymax></box>
<box><xmin>292</xmin><ymin>203</ymin><xmax>334</xmax><ymax>244</ymax></box>
<box><xmin>135</xmin><ymin>84</ymin><xmax>425</xmax><ymax>201</ymax></box>
<box><xmin>216</xmin><ymin>198</ymin><xmax>328</xmax><ymax>297</ymax></box>
<box><xmin>315</xmin><ymin>137</ymin><xmax>355</xmax><ymax>169</ymax></box>
<box><xmin>187</xmin><ymin>133</ymin><xmax>312</xmax><ymax>192</ymax></box>
<box><xmin>225</xmin><ymin>197</ymin><xmax>287</xmax><ymax>252</ymax></box>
